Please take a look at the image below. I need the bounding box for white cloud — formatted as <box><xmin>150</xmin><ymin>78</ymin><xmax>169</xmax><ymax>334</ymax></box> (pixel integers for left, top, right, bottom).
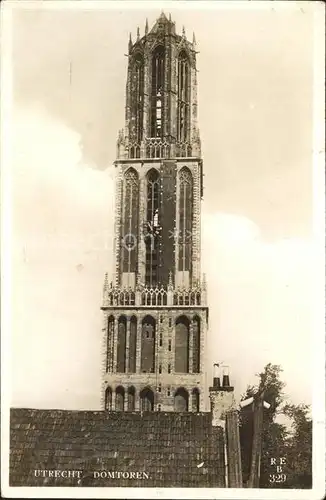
<box><xmin>202</xmin><ymin>212</ymin><xmax>313</xmax><ymax>404</ymax></box>
<box><xmin>13</xmin><ymin>105</ymin><xmax>115</xmax><ymax>257</ymax></box>
<box><xmin>202</xmin><ymin>212</ymin><xmax>261</xmax><ymax>248</ymax></box>
<box><xmin>11</xmin><ymin>106</ymin><xmax>114</xmax><ymax>409</ymax></box>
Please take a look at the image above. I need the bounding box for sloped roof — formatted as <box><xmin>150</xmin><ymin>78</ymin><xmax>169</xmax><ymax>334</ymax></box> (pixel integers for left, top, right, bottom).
<box><xmin>150</xmin><ymin>12</ymin><xmax>172</xmax><ymax>33</ymax></box>
<box><xmin>10</xmin><ymin>408</ymin><xmax>225</xmax><ymax>488</ymax></box>
<box><xmin>147</xmin><ymin>11</ymin><xmax>178</xmax><ymax>38</ymax></box>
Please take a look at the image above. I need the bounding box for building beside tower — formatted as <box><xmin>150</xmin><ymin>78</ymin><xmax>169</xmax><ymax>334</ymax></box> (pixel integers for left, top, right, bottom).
<box><xmin>101</xmin><ymin>12</ymin><xmax>209</xmax><ymax>413</ymax></box>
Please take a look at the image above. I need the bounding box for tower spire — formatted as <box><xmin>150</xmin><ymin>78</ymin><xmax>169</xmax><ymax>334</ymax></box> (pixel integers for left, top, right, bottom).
<box><xmin>102</xmin><ymin>272</ymin><xmax>109</xmax><ymax>306</ymax></box>
<box><xmin>137</xmin><ymin>26</ymin><xmax>140</xmax><ymax>41</ymax></box>
<box><xmin>193</xmin><ymin>31</ymin><xmax>196</xmax><ymax>47</ymax></box>
<box><xmin>103</xmin><ymin>272</ymin><xmax>108</xmax><ymax>293</ymax></box>
<box><xmin>145</xmin><ymin>18</ymin><xmax>148</xmax><ymax>35</ymax></box>
<box><xmin>128</xmin><ymin>32</ymin><xmax>132</xmax><ymax>51</ymax></box>
<box><xmin>202</xmin><ymin>273</ymin><xmax>207</xmax><ymax>290</ymax></box>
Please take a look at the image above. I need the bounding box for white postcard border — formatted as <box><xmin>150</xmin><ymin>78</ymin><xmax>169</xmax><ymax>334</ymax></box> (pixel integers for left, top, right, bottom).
<box><xmin>1</xmin><ymin>1</ymin><xmax>325</xmax><ymax>499</ymax></box>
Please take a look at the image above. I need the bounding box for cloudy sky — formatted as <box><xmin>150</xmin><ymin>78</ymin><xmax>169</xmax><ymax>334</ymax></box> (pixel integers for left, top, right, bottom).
<box><xmin>8</xmin><ymin>1</ymin><xmax>319</xmax><ymax>410</ymax></box>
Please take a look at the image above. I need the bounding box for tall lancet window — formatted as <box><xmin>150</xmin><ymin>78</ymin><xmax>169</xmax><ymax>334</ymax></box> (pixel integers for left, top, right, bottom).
<box><xmin>117</xmin><ymin>316</ymin><xmax>127</xmax><ymax>373</ymax></box>
<box><xmin>178</xmin><ymin>167</ymin><xmax>193</xmax><ymax>274</ymax></box>
<box><xmin>175</xmin><ymin>316</ymin><xmax>190</xmax><ymax>373</ymax></box>
<box><xmin>105</xmin><ymin>387</ymin><xmax>112</xmax><ymax>411</ymax></box>
<box><xmin>151</xmin><ymin>46</ymin><xmax>164</xmax><ymax>138</ymax></box>
<box><xmin>177</xmin><ymin>51</ymin><xmax>190</xmax><ymax>143</ymax></box>
<box><xmin>145</xmin><ymin>169</ymin><xmax>161</xmax><ymax>287</ymax></box>
<box><xmin>131</xmin><ymin>53</ymin><xmax>144</xmax><ymax>149</ymax></box>
<box><xmin>192</xmin><ymin>316</ymin><xmax>200</xmax><ymax>373</ymax></box>
<box><xmin>106</xmin><ymin>315</ymin><xmax>115</xmax><ymax>373</ymax></box>
<box><xmin>122</xmin><ymin>168</ymin><xmax>139</xmax><ymax>275</ymax></box>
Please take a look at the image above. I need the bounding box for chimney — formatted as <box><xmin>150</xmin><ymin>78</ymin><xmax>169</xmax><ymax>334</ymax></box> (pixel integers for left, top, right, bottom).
<box><xmin>222</xmin><ymin>366</ymin><xmax>231</xmax><ymax>388</ymax></box>
<box><xmin>212</xmin><ymin>362</ymin><xmax>221</xmax><ymax>389</ymax></box>
<box><xmin>209</xmin><ymin>364</ymin><xmax>242</xmax><ymax>488</ymax></box>
<box><xmin>209</xmin><ymin>364</ymin><xmax>235</xmax><ymax>427</ymax></box>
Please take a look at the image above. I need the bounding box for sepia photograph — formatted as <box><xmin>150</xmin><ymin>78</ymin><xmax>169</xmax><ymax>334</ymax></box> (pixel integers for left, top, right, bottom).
<box><xmin>1</xmin><ymin>0</ymin><xmax>325</xmax><ymax>498</ymax></box>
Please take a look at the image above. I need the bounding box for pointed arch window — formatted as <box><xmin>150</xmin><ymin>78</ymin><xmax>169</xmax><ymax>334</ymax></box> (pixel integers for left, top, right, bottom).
<box><xmin>131</xmin><ymin>53</ymin><xmax>144</xmax><ymax>147</ymax></box>
<box><xmin>145</xmin><ymin>169</ymin><xmax>160</xmax><ymax>287</ymax></box>
<box><xmin>191</xmin><ymin>388</ymin><xmax>200</xmax><ymax>412</ymax></box>
<box><xmin>151</xmin><ymin>46</ymin><xmax>165</xmax><ymax>138</ymax></box>
<box><xmin>141</xmin><ymin>316</ymin><xmax>156</xmax><ymax>373</ymax></box>
<box><xmin>115</xmin><ymin>386</ymin><xmax>125</xmax><ymax>411</ymax></box>
<box><xmin>140</xmin><ymin>387</ymin><xmax>154</xmax><ymax>411</ymax></box>
<box><xmin>175</xmin><ymin>315</ymin><xmax>190</xmax><ymax>373</ymax></box>
<box><xmin>105</xmin><ymin>387</ymin><xmax>112</xmax><ymax>411</ymax></box>
<box><xmin>192</xmin><ymin>316</ymin><xmax>200</xmax><ymax>373</ymax></box>
<box><xmin>106</xmin><ymin>315</ymin><xmax>115</xmax><ymax>372</ymax></box>
<box><xmin>128</xmin><ymin>316</ymin><xmax>137</xmax><ymax>373</ymax></box>
<box><xmin>178</xmin><ymin>167</ymin><xmax>193</xmax><ymax>274</ymax></box>
<box><xmin>117</xmin><ymin>316</ymin><xmax>127</xmax><ymax>373</ymax></box>
<box><xmin>177</xmin><ymin>51</ymin><xmax>190</xmax><ymax>143</ymax></box>
<box><xmin>122</xmin><ymin>169</ymin><xmax>139</xmax><ymax>274</ymax></box>
<box><xmin>127</xmin><ymin>386</ymin><xmax>136</xmax><ymax>411</ymax></box>
<box><xmin>174</xmin><ymin>387</ymin><xmax>189</xmax><ymax>412</ymax></box>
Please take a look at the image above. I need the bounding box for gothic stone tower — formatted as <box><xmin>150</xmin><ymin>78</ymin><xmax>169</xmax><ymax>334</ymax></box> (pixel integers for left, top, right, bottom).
<box><xmin>101</xmin><ymin>13</ymin><xmax>208</xmax><ymax>413</ymax></box>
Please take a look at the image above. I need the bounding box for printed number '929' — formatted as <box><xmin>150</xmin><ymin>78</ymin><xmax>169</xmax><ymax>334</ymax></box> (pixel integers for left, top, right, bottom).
<box><xmin>269</xmin><ymin>473</ymin><xmax>287</xmax><ymax>483</ymax></box>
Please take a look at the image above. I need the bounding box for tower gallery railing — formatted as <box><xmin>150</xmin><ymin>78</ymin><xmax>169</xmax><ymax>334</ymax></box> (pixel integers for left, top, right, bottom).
<box><xmin>117</xmin><ymin>133</ymin><xmax>195</xmax><ymax>160</ymax></box>
<box><xmin>102</xmin><ymin>275</ymin><xmax>207</xmax><ymax>308</ymax></box>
